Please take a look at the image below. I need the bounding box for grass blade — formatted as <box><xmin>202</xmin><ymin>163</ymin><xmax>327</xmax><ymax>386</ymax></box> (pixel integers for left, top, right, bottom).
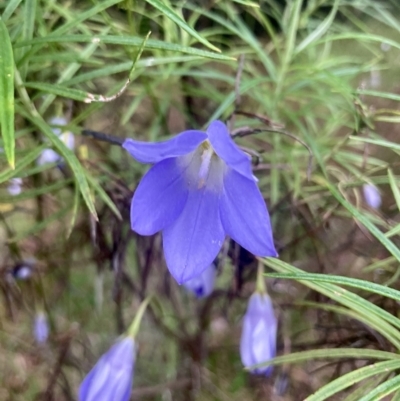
<box><xmin>15</xmin><ymin>35</ymin><xmax>234</xmax><ymax>61</ymax></box>
<box><xmin>265</xmin><ymin>273</ymin><xmax>400</xmax><ymax>302</ymax></box>
<box><xmin>144</xmin><ymin>0</ymin><xmax>220</xmax><ymax>52</ymax></box>
<box><xmin>0</xmin><ymin>18</ymin><xmax>15</xmax><ymax>168</ymax></box>
<box><xmin>306</xmin><ymin>360</ymin><xmax>400</xmax><ymax>401</ymax></box>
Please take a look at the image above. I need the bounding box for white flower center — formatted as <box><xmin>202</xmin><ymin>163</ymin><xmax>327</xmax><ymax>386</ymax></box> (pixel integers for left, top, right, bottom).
<box><xmin>179</xmin><ymin>140</ymin><xmax>225</xmax><ymax>191</ymax></box>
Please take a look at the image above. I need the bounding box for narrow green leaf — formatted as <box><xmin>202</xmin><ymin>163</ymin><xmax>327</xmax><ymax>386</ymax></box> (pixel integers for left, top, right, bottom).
<box><xmin>265</xmin><ymin>348</ymin><xmax>400</xmax><ymax>367</ymax></box>
<box><xmin>306</xmin><ymin>360</ymin><xmax>400</xmax><ymax>401</ymax></box>
<box><xmin>144</xmin><ymin>0</ymin><xmax>220</xmax><ymax>53</ymax></box>
<box><xmin>392</xmin><ymin>389</ymin><xmax>400</xmax><ymax>401</ymax></box>
<box><xmin>359</xmin><ymin>375</ymin><xmax>400</xmax><ymax>401</ymax></box>
<box><xmin>25</xmin><ymin>82</ymin><xmax>94</xmax><ymax>102</ymax></box>
<box><xmin>296</xmin><ymin>0</ymin><xmax>339</xmax><ymax>54</ymax></box>
<box><xmin>0</xmin><ymin>178</ymin><xmax>72</xmax><ymax>202</ymax></box>
<box><xmin>85</xmin><ymin>173</ymin><xmax>122</xmax><ymax>220</ymax></box>
<box><xmin>2</xmin><ymin>0</ymin><xmax>23</xmax><ymax>22</ymax></box>
<box><xmin>313</xmin><ymin>33</ymin><xmax>400</xmax><ymax>52</ymax></box>
<box><xmin>0</xmin><ymin>18</ymin><xmax>15</xmax><ymax>168</ymax></box>
<box><xmin>357</xmin><ymin>89</ymin><xmax>400</xmax><ymax>102</ymax></box>
<box><xmin>263</xmin><ymin>258</ymin><xmax>400</xmax><ymax>336</ymax></box>
<box><xmin>66</xmin><ymin>185</ymin><xmax>80</xmax><ymax>239</ymax></box>
<box><xmin>19</xmin><ymin>0</ymin><xmax>36</xmax><ymax>78</ymax></box>
<box><xmin>48</xmin><ymin>0</ymin><xmax>122</xmax><ymax>38</ymax></box>
<box><xmin>343</xmin><ymin>374</ymin><xmax>391</xmax><ymax>401</ymax></box>
<box><xmin>350</xmin><ymin>136</ymin><xmax>400</xmax><ymax>152</ymax></box>
<box><xmin>265</xmin><ymin>273</ymin><xmax>400</xmax><ymax>302</ymax></box>
<box><xmin>388</xmin><ymin>168</ymin><xmax>400</xmax><ymax>211</ymax></box>
<box><xmin>0</xmin><ymin>145</ymin><xmax>44</xmax><ymax>184</ymax></box>
<box><xmin>232</xmin><ymin>0</ymin><xmax>259</xmax><ymax>6</ymax></box>
<box><xmin>15</xmin><ymin>35</ymin><xmax>234</xmax><ymax>61</ymax></box>
<box><xmin>283</xmin><ymin>0</ymin><xmax>303</xmax><ymax>63</ymax></box>
<box><xmin>299</xmin><ymin>301</ymin><xmax>400</xmax><ymax>351</ymax></box>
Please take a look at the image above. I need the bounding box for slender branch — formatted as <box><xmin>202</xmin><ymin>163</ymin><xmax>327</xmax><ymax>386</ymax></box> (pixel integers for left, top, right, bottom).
<box><xmin>81</xmin><ymin>129</ymin><xmax>125</xmax><ymax>145</ymax></box>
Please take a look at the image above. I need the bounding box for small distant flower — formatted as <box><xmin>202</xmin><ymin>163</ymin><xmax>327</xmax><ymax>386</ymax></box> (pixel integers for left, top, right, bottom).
<box><xmin>79</xmin><ymin>336</ymin><xmax>136</xmax><ymax>401</ymax></box>
<box><xmin>363</xmin><ymin>183</ymin><xmax>381</xmax><ymax>209</ymax></box>
<box><xmin>37</xmin><ymin>148</ymin><xmax>62</xmax><ymax>166</ymax></box>
<box><xmin>13</xmin><ymin>264</ymin><xmax>33</xmax><ymax>280</ymax></box>
<box><xmin>34</xmin><ymin>312</ymin><xmax>49</xmax><ymax>344</ymax></box>
<box><xmin>7</xmin><ymin>178</ymin><xmax>22</xmax><ymax>196</ymax></box>
<box><xmin>183</xmin><ymin>263</ymin><xmax>216</xmax><ymax>298</ymax></box>
<box><xmin>240</xmin><ymin>292</ymin><xmax>277</xmax><ymax>376</ymax></box>
<box><xmin>123</xmin><ymin>120</ymin><xmax>277</xmax><ymax>284</ymax></box>
<box><xmin>37</xmin><ymin>116</ymin><xmax>75</xmax><ymax>166</ymax></box>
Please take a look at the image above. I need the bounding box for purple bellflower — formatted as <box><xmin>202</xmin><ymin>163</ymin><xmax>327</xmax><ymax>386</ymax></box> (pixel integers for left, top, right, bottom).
<box><xmin>123</xmin><ymin>120</ymin><xmax>277</xmax><ymax>284</ymax></box>
<box><xmin>183</xmin><ymin>262</ymin><xmax>216</xmax><ymax>298</ymax></box>
<box><xmin>79</xmin><ymin>336</ymin><xmax>136</xmax><ymax>401</ymax></box>
<box><xmin>34</xmin><ymin>312</ymin><xmax>49</xmax><ymax>344</ymax></box>
<box><xmin>240</xmin><ymin>292</ymin><xmax>277</xmax><ymax>376</ymax></box>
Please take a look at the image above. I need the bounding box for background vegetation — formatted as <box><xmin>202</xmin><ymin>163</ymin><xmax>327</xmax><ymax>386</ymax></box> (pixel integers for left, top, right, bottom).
<box><xmin>1</xmin><ymin>0</ymin><xmax>400</xmax><ymax>400</ymax></box>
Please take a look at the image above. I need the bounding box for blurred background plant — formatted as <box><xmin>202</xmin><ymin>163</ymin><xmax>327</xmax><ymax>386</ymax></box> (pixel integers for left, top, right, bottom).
<box><xmin>1</xmin><ymin>0</ymin><xmax>400</xmax><ymax>400</ymax></box>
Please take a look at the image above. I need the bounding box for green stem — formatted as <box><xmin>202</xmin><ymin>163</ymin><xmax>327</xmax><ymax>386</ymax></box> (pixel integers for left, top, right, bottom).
<box><xmin>127</xmin><ymin>296</ymin><xmax>153</xmax><ymax>338</ymax></box>
<box><xmin>256</xmin><ymin>261</ymin><xmax>266</xmax><ymax>294</ymax></box>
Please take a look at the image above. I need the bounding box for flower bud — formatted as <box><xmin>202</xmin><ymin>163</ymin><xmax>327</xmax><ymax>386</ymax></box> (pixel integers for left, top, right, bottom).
<box><xmin>34</xmin><ymin>312</ymin><xmax>49</xmax><ymax>344</ymax></box>
<box><xmin>7</xmin><ymin>178</ymin><xmax>22</xmax><ymax>196</ymax></box>
<box><xmin>183</xmin><ymin>263</ymin><xmax>216</xmax><ymax>298</ymax></box>
<box><xmin>79</xmin><ymin>336</ymin><xmax>136</xmax><ymax>401</ymax></box>
<box><xmin>240</xmin><ymin>292</ymin><xmax>277</xmax><ymax>375</ymax></box>
<box><xmin>363</xmin><ymin>183</ymin><xmax>381</xmax><ymax>209</ymax></box>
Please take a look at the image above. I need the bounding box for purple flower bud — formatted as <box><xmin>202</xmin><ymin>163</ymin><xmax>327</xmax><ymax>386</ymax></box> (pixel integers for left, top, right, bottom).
<box><xmin>240</xmin><ymin>292</ymin><xmax>277</xmax><ymax>376</ymax></box>
<box><xmin>363</xmin><ymin>183</ymin><xmax>381</xmax><ymax>209</ymax></box>
<box><xmin>79</xmin><ymin>336</ymin><xmax>136</xmax><ymax>401</ymax></box>
<box><xmin>34</xmin><ymin>312</ymin><xmax>49</xmax><ymax>344</ymax></box>
<box><xmin>183</xmin><ymin>263</ymin><xmax>216</xmax><ymax>298</ymax></box>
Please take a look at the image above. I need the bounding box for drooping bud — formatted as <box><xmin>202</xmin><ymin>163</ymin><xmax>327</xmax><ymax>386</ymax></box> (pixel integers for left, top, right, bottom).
<box><xmin>240</xmin><ymin>292</ymin><xmax>277</xmax><ymax>375</ymax></box>
<box><xmin>183</xmin><ymin>263</ymin><xmax>216</xmax><ymax>298</ymax></box>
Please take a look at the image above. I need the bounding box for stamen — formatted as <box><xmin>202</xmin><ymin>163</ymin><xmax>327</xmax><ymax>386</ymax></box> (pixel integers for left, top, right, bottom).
<box><xmin>198</xmin><ymin>147</ymin><xmax>213</xmax><ymax>188</ymax></box>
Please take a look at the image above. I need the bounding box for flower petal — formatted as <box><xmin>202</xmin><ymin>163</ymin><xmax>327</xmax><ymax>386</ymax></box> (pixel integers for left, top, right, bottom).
<box><xmin>207</xmin><ymin>120</ymin><xmax>254</xmax><ymax>180</ymax></box>
<box><xmin>163</xmin><ymin>189</ymin><xmax>225</xmax><ymax>284</ymax></box>
<box><xmin>123</xmin><ymin>131</ymin><xmax>207</xmax><ymax>164</ymax></box>
<box><xmin>131</xmin><ymin>158</ymin><xmax>189</xmax><ymax>235</ymax></box>
<box><xmin>220</xmin><ymin>169</ymin><xmax>277</xmax><ymax>257</ymax></box>
<box><xmin>240</xmin><ymin>314</ymin><xmax>255</xmax><ymax>367</ymax></box>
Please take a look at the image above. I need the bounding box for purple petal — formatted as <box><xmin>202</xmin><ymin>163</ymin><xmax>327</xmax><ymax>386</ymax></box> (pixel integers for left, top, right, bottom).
<box><xmin>207</xmin><ymin>120</ymin><xmax>254</xmax><ymax>180</ymax></box>
<box><xmin>220</xmin><ymin>169</ymin><xmax>277</xmax><ymax>257</ymax></box>
<box><xmin>123</xmin><ymin>131</ymin><xmax>207</xmax><ymax>164</ymax></box>
<box><xmin>131</xmin><ymin>158</ymin><xmax>188</xmax><ymax>235</ymax></box>
<box><xmin>163</xmin><ymin>189</ymin><xmax>225</xmax><ymax>284</ymax></box>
